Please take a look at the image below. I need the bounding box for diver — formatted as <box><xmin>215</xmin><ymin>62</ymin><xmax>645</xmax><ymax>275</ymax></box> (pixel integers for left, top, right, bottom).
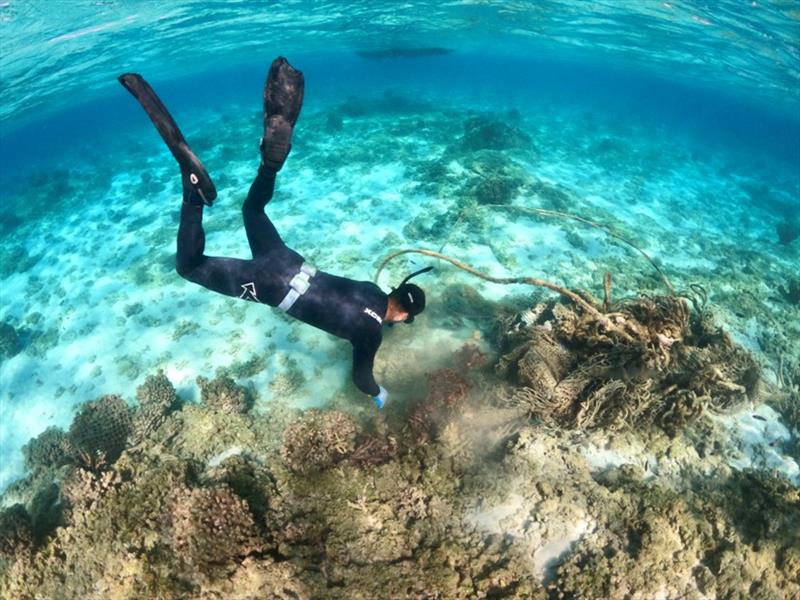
<box><xmin>118</xmin><ymin>57</ymin><xmax>431</xmax><ymax>409</ymax></box>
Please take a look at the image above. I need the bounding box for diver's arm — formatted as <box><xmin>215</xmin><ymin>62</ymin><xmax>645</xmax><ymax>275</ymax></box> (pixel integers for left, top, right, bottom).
<box><xmin>352</xmin><ymin>339</ymin><xmax>381</xmax><ymax>397</ymax></box>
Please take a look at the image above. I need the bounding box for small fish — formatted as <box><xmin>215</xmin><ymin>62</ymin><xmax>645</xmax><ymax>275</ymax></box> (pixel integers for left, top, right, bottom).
<box><xmin>752</xmin><ymin>414</ymin><xmax>767</xmax><ymax>421</ymax></box>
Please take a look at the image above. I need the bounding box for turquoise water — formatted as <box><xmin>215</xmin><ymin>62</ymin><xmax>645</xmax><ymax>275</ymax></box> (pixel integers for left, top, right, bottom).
<box><xmin>1</xmin><ymin>0</ymin><xmax>798</xmax><ymax>488</ymax></box>
<box><xmin>0</xmin><ymin>2</ymin><xmax>799</xmax><ymax>596</ymax></box>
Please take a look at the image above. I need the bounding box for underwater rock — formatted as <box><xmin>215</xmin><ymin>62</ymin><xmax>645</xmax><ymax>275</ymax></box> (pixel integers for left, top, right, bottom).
<box><xmin>461</xmin><ymin>114</ymin><xmax>531</xmax><ymax>152</ymax></box>
<box><xmin>166</xmin><ymin>485</ymin><xmax>260</xmax><ymax>569</ymax></box>
<box><xmin>21</xmin><ymin>426</ymin><xmax>75</xmax><ymax>472</ymax></box>
<box><xmin>197</xmin><ymin>374</ymin><xmax>252</xmax><ymax>414</ymax></box>
<box><xmin>325</xmin><ymin>112</ymin><xmax>343</xmax><ymax>133</ymax></box>
<box><xmin>281</xmin><ymin>410</ymin><xmax>358</xmax><ymax>473</ymax></box>
<box><xmin>68</xmin><ymin>394</ymin><xmax>133</xmax><ymax>464</ymax></box>
<box><xmin>0</xmin><ymin>321</ymin><xmax>23</xmax><ymax>361</ymax></box>
<box><xmin>0</xmin><ymin>211</ymin><xmax>22</xmax><ymax>234</ymax></box>
<box><xmin>498</xmin><ymin>295</ymin><xmax>761</xmax><ymax>434</ymax></box>
<box><xmin>776</xmin><ymin>219</ymin><xmax>799</xmax><ymax>245</ymax></box>
<box><xmin>0</xmin><ymin>244</ymin><xmax>44</xmax><ymax>279</ymax></box>
<box><xmin>588</xmin><ymin>136</ymin><xmax>630</xmax><ymax>166</ymax></box>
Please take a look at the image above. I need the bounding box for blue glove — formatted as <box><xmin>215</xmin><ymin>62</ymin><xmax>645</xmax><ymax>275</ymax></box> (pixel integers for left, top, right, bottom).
<box><xmin>372</xmin><ymin>386</ymin><xmax>388</xmax><ymax>410</ymax></box>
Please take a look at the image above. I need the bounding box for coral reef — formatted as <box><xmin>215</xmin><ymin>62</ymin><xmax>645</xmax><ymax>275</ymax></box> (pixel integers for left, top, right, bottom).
<box><xmin>21</xmin><ymin>426</ymin><xmax>75</xmax><ymax>472</ymax></box>
<box><xmin>197</xmin><ymin>374</ymin><xmax>251</xmax><ymax>414</ymax></box>
<box><xmin>166</xmin><ymin>485</ymin><xmax>260</xmax><ymax>569</ymax></box>
<box><xmin>460</xmin><ymin>114</ymin><xmax>531</xmax><ymax>151</ymax></box>
<box><xmin>0</xmin><ymin>504</ymin><xmax>32</xmax><ymax>564</ymax></box>
<box><xmin>551</xmin><ymin>466</ymin><xmax>799</xmax><ymax>600</ymax></box>
<box><xmin>281</xmin><ymin>410</ymin><xmax>358</xmax><ymax>473</ymax></box>
<box><xmin>0</xmin><ymin>321</ymin><xmax>22</xmax><ymax>361</ymax></box>
<box><xmin>1</xmin><ymin>358</ymin><xmax>796</xmax><ymax>599</ymax></box>
<box><xmin>68</xmin><ymin>394</ymin><xmax>133</xmax><ymax>464</ymax></box>
<box><xmin>779</xmin><ymin>276</ymin><xmax>800</xmax><ymax>306</ymax></box>
<box><xmin>776</xmin><ymin>219</ymin><xmax>800</xmax><ymax>245</ymax></box>
<box><xmin>461</xmin><ymin>151</ymin><xmax>530</xmax><ymax>205</ymax></box>
<box><xmin>497</xmin><ymin>295</ymin><xmax>761</xmax><ymax>434</ymax></box>
<box><xmin>129</xmin><ymin>369</ymin><xmax>180</xmax><ymax>446</ymax></box>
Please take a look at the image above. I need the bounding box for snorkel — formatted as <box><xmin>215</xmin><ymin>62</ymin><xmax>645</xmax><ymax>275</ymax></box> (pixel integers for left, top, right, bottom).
<box><xmin>390</xmin><ymin>266</ymin><xmax>434</xmax><ymax>323</ymax></box>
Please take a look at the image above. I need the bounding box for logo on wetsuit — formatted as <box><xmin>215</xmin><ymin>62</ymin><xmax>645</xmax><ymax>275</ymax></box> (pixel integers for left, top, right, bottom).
<box><xmin>363</xmin><ymin>307</ymin><xmax>383</xmax><ymax>325</ymax></box>
<box><xmin>240</xmin><ymin>282</ymin><xmax>260</xmax><ymax>302</ymax></box>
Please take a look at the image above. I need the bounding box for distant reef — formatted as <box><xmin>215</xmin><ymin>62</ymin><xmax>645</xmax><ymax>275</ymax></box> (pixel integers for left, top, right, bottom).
<box><xmin>356</xmin><ymin>47</ymin><xmax>453</xmax><ymax>59</ymax></box>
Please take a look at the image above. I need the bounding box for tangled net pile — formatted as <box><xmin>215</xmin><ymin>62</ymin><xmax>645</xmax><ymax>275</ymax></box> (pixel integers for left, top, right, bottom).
<box><xmin>496</xmin><ymin>294</ymin><xmax>762</xmax><ymax>434</ymax></box>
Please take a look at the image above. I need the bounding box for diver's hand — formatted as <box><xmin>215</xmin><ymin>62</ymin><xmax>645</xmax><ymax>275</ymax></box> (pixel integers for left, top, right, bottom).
<box><xmin>372</xmin><ymin>386</ymin><xmax>388</xmax><ymax>410</ymax></box>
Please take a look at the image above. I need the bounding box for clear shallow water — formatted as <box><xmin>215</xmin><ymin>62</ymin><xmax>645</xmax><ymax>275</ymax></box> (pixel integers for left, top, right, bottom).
<box><xmin>1</xmin><ymin>0</ymin><xmax>799</xmax><ymax>124</ymax></box>
<box><xmin>0</xmin><ymin>0</ymin><xmax>798</xmax><ymax>561</ymax></box>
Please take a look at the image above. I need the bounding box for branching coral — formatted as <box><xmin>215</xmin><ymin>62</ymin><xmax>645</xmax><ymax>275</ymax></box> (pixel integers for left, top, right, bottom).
<box><xmin>350</xmin><ymin>434</ymin><xmax>398</xmax><ymax>469</ymax></box>
<box><xmin>166</xmin><ymin>485</ymin><xmax>260</xmax><ymax>568</ymax></box>
<box><xmin>197</xmin><ymin>374</ymin><xmax>251</xmax><ymax>414</ymax></box>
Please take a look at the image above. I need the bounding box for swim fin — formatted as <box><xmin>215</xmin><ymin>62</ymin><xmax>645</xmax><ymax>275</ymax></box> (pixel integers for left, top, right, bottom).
<box><xmin>118</xmin><ymin>73</ymin><xmax>217</xmax><ymax>206</ymax></box>
<box><xmin>260</xmin><ymin>57</ymin><xmax>305</xmax><ymax>171</ymax></box>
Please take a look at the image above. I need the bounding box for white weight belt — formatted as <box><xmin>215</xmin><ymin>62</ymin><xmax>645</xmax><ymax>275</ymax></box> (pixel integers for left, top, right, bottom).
<box><xmin>277</xmin><ymin>262</ymin><xmax>317</xmax><ymax>312</ymax></box>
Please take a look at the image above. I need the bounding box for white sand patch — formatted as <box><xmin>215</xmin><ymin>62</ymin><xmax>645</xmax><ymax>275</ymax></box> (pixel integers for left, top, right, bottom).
<box><xmin>468</xmin><ymin>488</ymin><xmax>594</xmax><ymax>582</ymax></box>
<box><xmin>712</xmin><ymin>405</ymin><xmax>799</xmax><ymax>484</ymax></box>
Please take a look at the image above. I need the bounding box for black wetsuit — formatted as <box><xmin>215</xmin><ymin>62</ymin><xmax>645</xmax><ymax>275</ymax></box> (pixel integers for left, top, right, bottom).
<box><xmin>177</xmin><ymin>165</ymin><xmax>387</xmax><ymax>396</ymax></box>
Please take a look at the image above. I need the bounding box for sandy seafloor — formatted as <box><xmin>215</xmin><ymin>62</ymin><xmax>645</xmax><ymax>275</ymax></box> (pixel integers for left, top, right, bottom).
<box><xmin>1</xmin><ymin>83</ymin><xmax>798</xmax><ymax>490</ymax></box>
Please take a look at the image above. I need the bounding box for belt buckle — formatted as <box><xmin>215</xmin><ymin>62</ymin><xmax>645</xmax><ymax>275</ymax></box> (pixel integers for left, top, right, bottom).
<box><xmin>289</xmin><ymin>271</ymin><xmax>311</xmax><ymax>294</ymax></box>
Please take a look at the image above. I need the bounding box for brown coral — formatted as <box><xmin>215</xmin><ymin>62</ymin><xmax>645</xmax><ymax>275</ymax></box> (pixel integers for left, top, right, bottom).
<box><xmin>350</xmin><ymin>434</ymin><xmax>398</xmax><ymax>468</ymax></box>
<box><xmin>280</xmin><ymin>410</ymin><xmax>358</xmax><ymax>474</ymax></box>
<box><xmin>0</xmin><ymin>504</ymin><xmax>33</xmax><ymax>563</ymax></box>
<box><xmin>197</xmin><ymin>374</ymin><xmax>251</xmax><ymax>414</ymax></box>
<box><xmin>166</xmin><ymin>485</ymin><xmax>260</xmax><ymax>568</ymax></box>
<box><xmin>461</xmin><ymin>115</ymin><xmax>531</xmax><ymax>151</ymax></box>
<box><xmin>68</xmin><ymin>394</ymin><xmax>133</xmax><ymax>464</ymax></box>
<box><xmin>21</xmin><ymin>426</ymin><xmax>75</xmax><ymax>471</ymax></box>
<box><xmin>130</xmin><ymin>370</ymin><xmax>180</xmax><ymax>445</ymax></box>
<box><xmin>427</xmin><ymin>368</ymin><xmax>470</xmax><ymax>413</ymax></box>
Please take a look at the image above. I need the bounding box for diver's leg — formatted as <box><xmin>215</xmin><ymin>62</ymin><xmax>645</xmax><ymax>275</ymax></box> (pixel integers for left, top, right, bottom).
<box><xmin>176</xmin><ymin>185</ymin><xmax>258</xmax><ymax>298</ymax></box>
<box><xmin>242</xmin><ymin>164</ymin><xmax>286</xmax><ymax>257</ymax></box>
<box><xmin>240</xmin><ymin>57</ymin><xmax>305</xmax><ymax>257</ymax></box>
<box><xmin>260</xmin><ymin>56</ymin><xmax>304</xmax><ymax>171</ymax></box>
<box><xmin>118</xmin><ymin>73</ymin><xmax>217</xmax><ymax>206</ymax></box>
